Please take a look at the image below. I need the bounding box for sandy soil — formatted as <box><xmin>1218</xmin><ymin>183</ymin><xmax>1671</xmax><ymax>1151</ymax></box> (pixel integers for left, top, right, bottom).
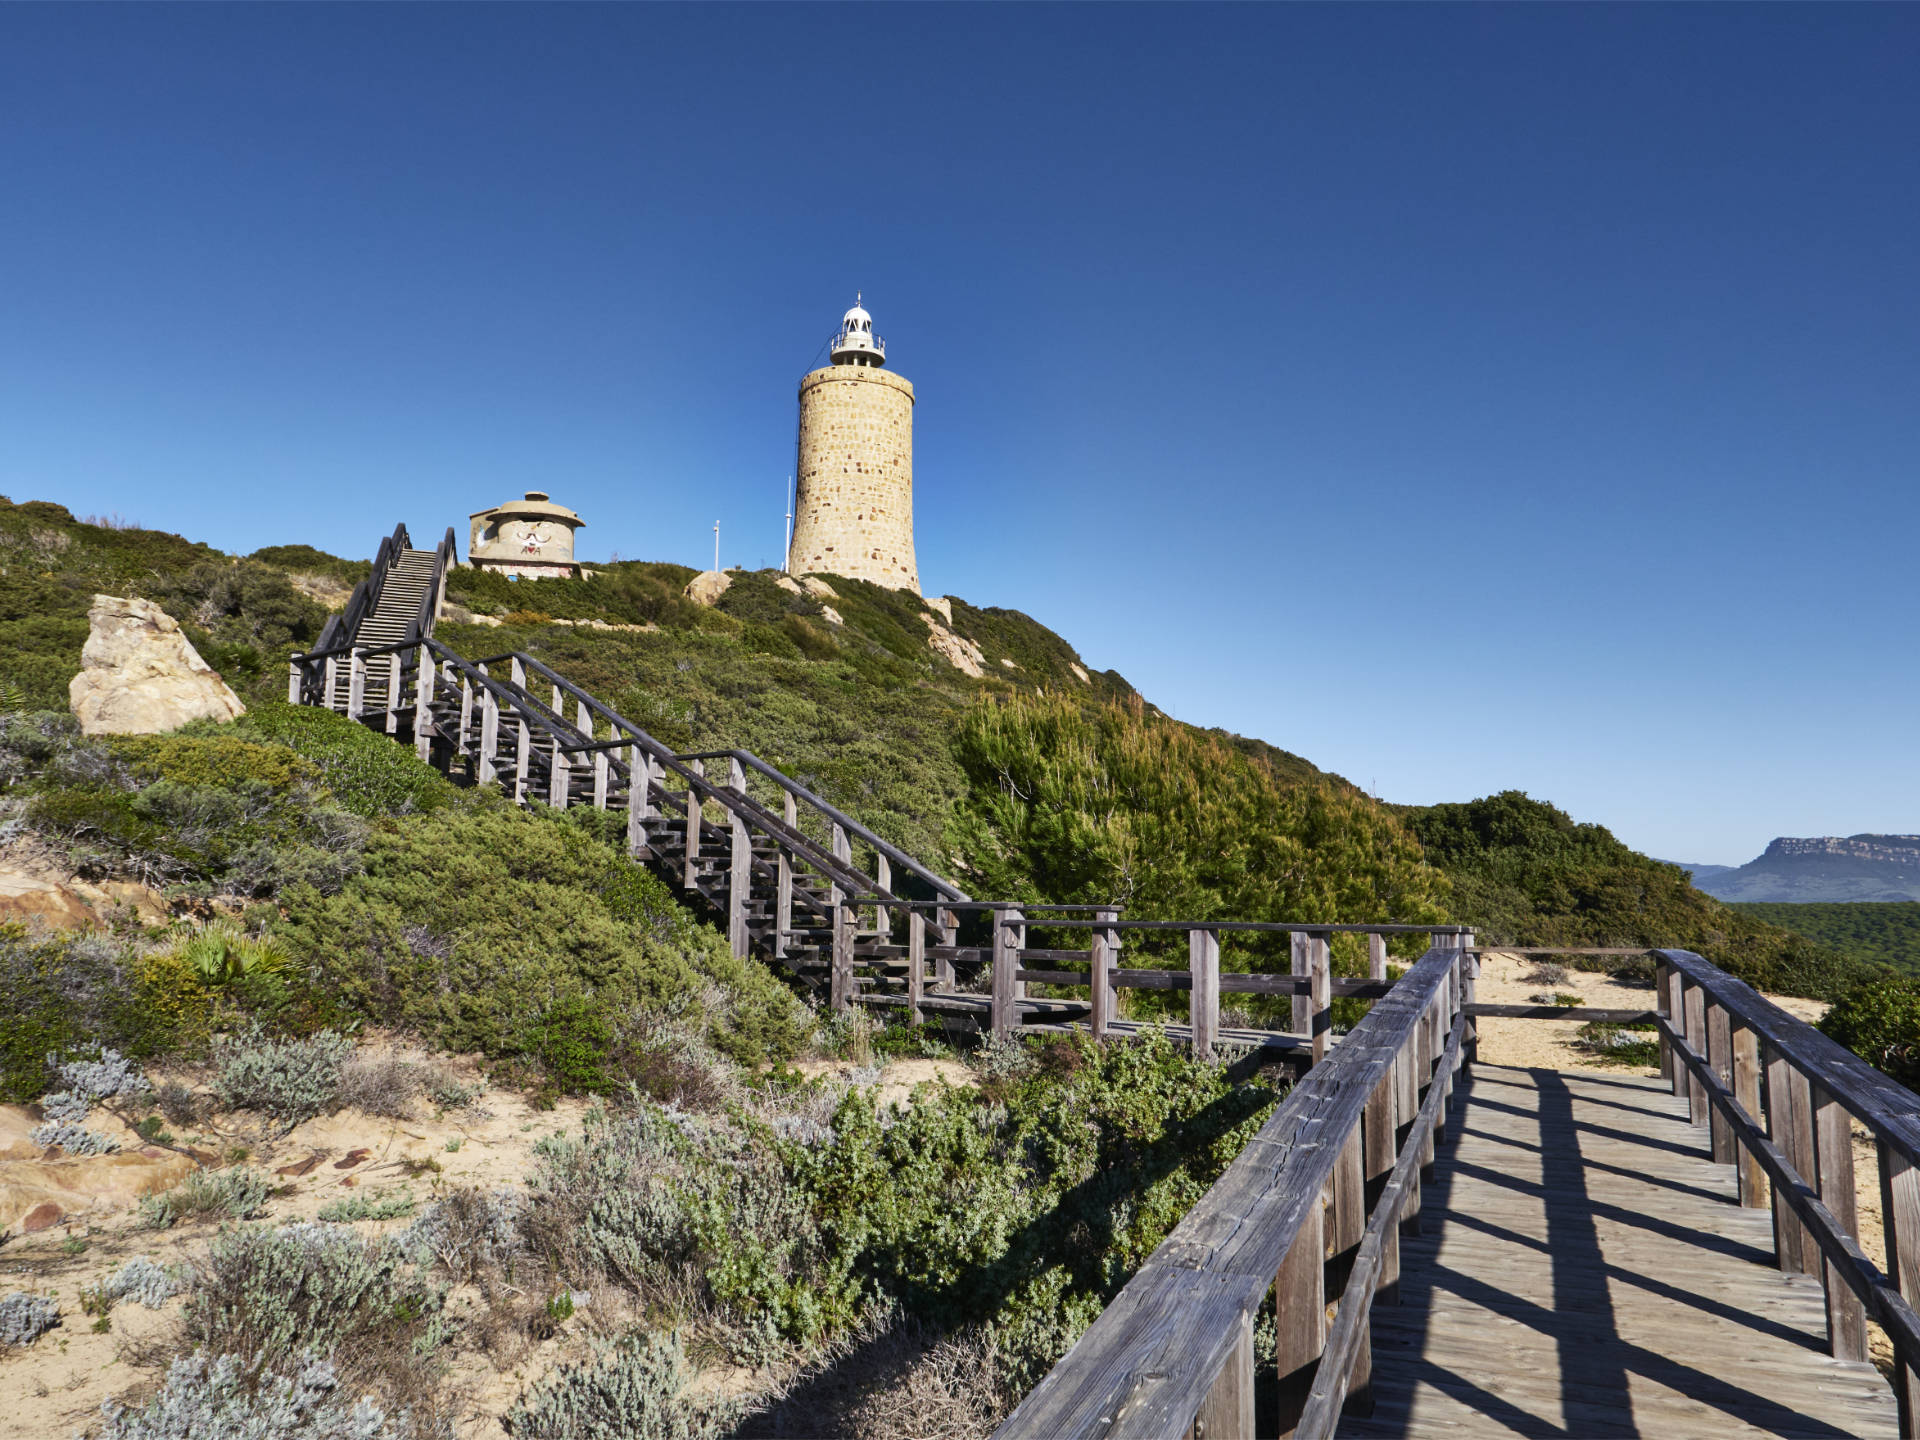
<box><xmin>0</xmin><ymin>1051</ymin><xmax>975</xmax><ymax>1438</ymax></box>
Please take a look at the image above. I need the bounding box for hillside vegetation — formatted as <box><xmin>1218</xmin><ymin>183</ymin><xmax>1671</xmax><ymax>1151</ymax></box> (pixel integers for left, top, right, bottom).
<box><xmin>1734</xmin><ymin>902</ymin><xmax>1920</xmax><ymax>976</ymax></box>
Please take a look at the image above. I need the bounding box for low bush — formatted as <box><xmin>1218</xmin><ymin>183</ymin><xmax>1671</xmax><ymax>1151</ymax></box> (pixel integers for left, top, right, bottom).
<box><xmin>140</xmin><ymin>1166</ymin><xmax>270</xmax><ymax>1228</ymax></box>
<box><xmin>504</xmin><ymin>1330</ymin><xmax>733</xmax><ymax>1440</ymax></box>
<box><xmin>214</xmin><ymin>1024</ymin><xmax>354</xmax><ymax>1127</ymax></box>
<box><xmin>94</xmin><ymin>1350</ymin><xmax>412</xmax><ymax>1440</ymax></box>
<box><xmin>319</xmin><ymin>1190</ymin><xmax>419</xmax><ymax>1224</ymax></box>
<box><xmin>0</xmin><ymin>1291</ymin><xmax>60</xmax><ymax>1346</ymax></box>
<box><xmin>334</xmin><ymin>1056</ymin><xmax>423</xmax><ymax>1119</ymax></box>
<box><xmin>404</xmin><ymin>1188</ymin><xmax>523</xmax><ymax>1283</ymax></box>
<box><xmin>101</xmin><ymin>1257</ymin><xmax>184</xmax><ymax>1311</ymax></box>
<box><xmin>275</xmin><ymin>805</ymin><xmax>809</xmax><ymax>1081</ymax></box>
<box><xmin>184</xmin><ymin>1224</ymin><xmax>446</xmax><ymax>1425</ymax></box>
<box><xmin>1821</xmin><ymin>975</ymin><xmax>1920</xmax><ymax>1091</ymax></box>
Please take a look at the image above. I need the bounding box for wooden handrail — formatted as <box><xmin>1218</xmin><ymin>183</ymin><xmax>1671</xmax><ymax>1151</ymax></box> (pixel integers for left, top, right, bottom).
<box><xmin>994</xmin><ymin>942</ymin><xmax>1471</xmax><ymax>1439</ymax></box>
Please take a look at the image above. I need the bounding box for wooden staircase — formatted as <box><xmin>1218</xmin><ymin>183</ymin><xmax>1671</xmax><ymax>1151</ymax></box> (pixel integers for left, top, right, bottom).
<box><xmin>290</xmin><ymin>524</ymin><xmax>975</xmax><ymax>1006</ymax></box>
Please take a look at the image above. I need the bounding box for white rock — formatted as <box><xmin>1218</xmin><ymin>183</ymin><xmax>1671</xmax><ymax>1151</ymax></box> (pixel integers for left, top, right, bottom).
<box><xmin>926</xmin><ymin>619</ymin><xmax>985</xmax><ymax>678</ymax></box>
<box><xmin>924</xmin><ymin>596</ymin><xmax>953</xmax><ymax>623</ymax></box>
<box><xmin>683</xmin><ymin>570</ymin><xmax>733</xmax><ymax>607</ymax></box>
<box><xmin>68</xmin><ymin>595</ymin><xmax>245</xmax><ymax>736</ymax></box>
<box><xmin>1070</xmin><ymin>662</ymin><xmax>1091</xmax><ymax>684</ymax></box>
<box><xmin>800</xmin><ymin>576</ymin><xmax>838</xmax><ymax>601</ymax></box>
<box><xmin>820</xmin><ymin>605</ymin><xmax>845</xmax><ymax>626</ymax></box>
<box><xmin>775</xmin><ymin>575</ymin><xmax>806</xmax><ymax>596</ymax></box>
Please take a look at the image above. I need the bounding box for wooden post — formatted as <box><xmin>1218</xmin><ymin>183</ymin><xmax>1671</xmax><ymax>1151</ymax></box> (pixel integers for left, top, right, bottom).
<box><xmin>907</xmin><ymin>909</ymin><xmax>925</xmax><ymax>1026</ymax></box>
<box><xmin>1310</xmin><ymin>934</ymin><xmax>1332</xmax><ymax>1066</ymax></box>
<box><xmin>1368</xmin><ymin>932</ymin><xmax>1388</xmax><ymax>983</ymax></box>
<box><xmin>1365</xmin><ymin>1070</ymin><xmax>1400</xmax><ymax>1303</ymax></box>
<box><xmin>548</xmin><ymin>742</ymin><xmax>570</xmax><ymax>808</ymax></box>
<box><xmin>1189</xmin><ymin>927</ymin><xmax>1220</xmax><ymax>1061</ymax></box>
<box><xmin>1732</xmin><ymin>1024</ymin><xmax>1766</xmax><ymax>1207</ymax></box>
<box><xmin>991</xmin><ymin>907</ymin><xmax>1021</xmax><ymax>1042</ymax></box>
<box><xmin>935</xmin><ymin>906</ymin><xmax>958</xmax><ymax>990</ymax></box>
<box><xmin>874</xmin><ymin>853</ymin><xmax>891</xmax><ymax>941</ymax></box>
<box><xmin>323</xmin><ymin>654</ymin><xmax>339</xmax><ymax>711</ymax></box>
<box><xmin>477</xmin><ymin>683</ymin><xmax>499</xmax><ymax>786</ymax></box>
<box><xmin>1459</xmin><ymin>930</ymin><xmax>1478</xmax><ymax>1068</ymax></box>
<box><xmin>1193</xmin><ymin>1310</ymin><xmax>1254</xmax><ymax>1440</ymax></box>
<box><xmin>1878</xmin><ymin>1137</ymin><xmax>1920</xmax><ymax>1433</ymax></box>
<box><xmin>1707</xmin><ymin>1001</ymin><xmax>1735</xmax><ymax>1164</ymax></box>
<box><xmin>504</xmin><ymin>661</ymin><xmax>528</xmax><ymax>802</ymax></box>
<box><xmin>1089</xmin><ymin>907</ymin><xmax>1116</xmax><ymax>1042</ymax></box>
<box><xmin>684</xmin><ymin>759</ymin><xmax>704</xmax><ymax>891</ymax></box>
<box><xmin>550</xmin><ymin>681</ymin><xmax>563</xmax><ymax>716</ymax></box>
<box><xmin>412</xmin><ymin>645</ymin><xmax>433</xmax><ymax>762</ymax></box>
<box><xmin>347</xmin><ymin>649</ymin><xmax>367</xmax><ymax>720</ymax></box>
<box><xmin>1396</xmin><ymin>1043</ymin><xmax>1424</xmax><ymax>1238</ymax></box>
<box><xmin>1655</xmin><ymin>959</ymin><xmax>1674</xmax><ymax>1084</ymax></box>
<box><xmin>1273</xmin><ymin>1196</ymin><xmax>1326</xmax><ymax>1436</ymax></box>
<box><xmin>1683</xmin><ymin>981</ymin><xmax>1710</xmax><ymax>1129</ymax></box>
<box><xmin>1770</xmin><ymin>1053</ymin><xmax>1816</xmax><ymax>1275</ymax></box>
<box><xmin>457</xmin><ymin>673</ymin><xmax>474</xmax><ymax>763</ymax></box>
<box><xmin>287</xmin><ymin>657</ymin><xmax>302</xmax><ymax>705</ymax></box>
<box><xmin>1291</xmin><ymin>931</ymin><xmax>1312</xmax><ymax>1037</ymax></box>
<box><xmin>1329</xmin><ymin>1127</ymin><xmax>1371</xmax><ymax>1416</ymax></box>
<box><xmin>626</xmin><ymin>745</ymin><xmax>649</xmax><ymax>858</ymax></box>
<box><xmin>830</xmin><ymin>899</ymin><xmax>853</xmax><ymax>1013</ymax></box>
<box><xmin>727</xmin><ymin>757</ymin><xmax>750</xmax><ymax>960</ymax></box>
<box><xmin>1668</xmin><ymin>967</ymin><xmax>1690</xmax><ymax>1103</ymax></box>
<box><xmin>775</xmin><ymin>791</ymin><xmax>795</xmax><ymax>963</ymax></box>
<box><xmin>593</xmin><ymin>748</ymin><xmax>609</xmax><ymax>809</ymax></box>
<box><xmin>1812</xmin><ymin>1082</ymin><xmax>1869</xmax><ymax>1360</ymax></box>
<box><xmin>385</xmin><ymin>651</ymin><xmax>403</xmax><ymax>735</ymax></box>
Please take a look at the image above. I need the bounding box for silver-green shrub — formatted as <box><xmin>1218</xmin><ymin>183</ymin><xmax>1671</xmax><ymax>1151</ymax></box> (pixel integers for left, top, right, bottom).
<box><xmin>105</xmin><ymin>1257</ymin><xmax>184</xmax><ymax>1309</ymax></box>
<box><xmin>503</xmin><ymin>1331</ymin><xmax>731</xmax><ymax>1440</ymax></box>
<box><xmin>318</xmin><ymin>1189</ymin><xmax>418</xmax><ymax>1224</ymax></box>
<box><xmin>28</xmin><ymin>1119</ymin><xmax>118</xmax><ymax>1154</ymax></box>
<box><xmin>94</xmin><ymin>1350</ymin><xmax>408</xmax><ymax>1439</ymax></box>
<box><xmin>139</xmin><ymin>1166</ymin><xmax>270</xmax><ymax>1228</ymax></box>
<box><xmin>214</xmin><ymin>1024</ymin><xmax>354</xmax><ymax>1127</ymax></box>
<box><xmin>31</xmin><ymin>1045</ymin><xmax>150</xmax><ymax>1153</ymax></box>
<box><xmin>403</xmin><ymin>1187</ymin><xmax>521</xmax><ymax>1281</ymax></box>
<box><xmin>186</xmin><ymin>1224</ymin><xmax>444</xmax><ymax>1369</ymax></box>
<box><xmin>0</xmin><ymin>1291</ymin><xmax>59</xmax><ymax>1345</ymax></box>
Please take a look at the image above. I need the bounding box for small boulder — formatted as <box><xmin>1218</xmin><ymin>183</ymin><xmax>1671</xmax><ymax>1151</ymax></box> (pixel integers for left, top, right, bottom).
<box><xmin>799</xmin><ymin>576</ymin><xmax>838</xmax><ymax>601</ymax></box>
<box><xmin>68</xmin><ymin>595</ymin><xmax>245</xmax><ymax>736</ymax></box>
<box><xmin>819</xmin><ymin>605</ymin><xmax>844</xmax><ymax>627</ymax></box>
<box><xmin>683</xmin><ymin>571</ymin><xmax>733</xmax><ymax>607</ymax></box>
<box><xmin>20</xmin><ymin>1202</ymin><xmax>63</xmax><ymax>1234</ymax></box>
<box><xmin>774</xmin><ymin>575</ymin><xmax>806</xmax><ymax>596</ymax></box>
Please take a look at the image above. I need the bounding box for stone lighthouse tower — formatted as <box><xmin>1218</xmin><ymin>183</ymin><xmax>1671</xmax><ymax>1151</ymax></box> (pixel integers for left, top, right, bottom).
<box><xmin>789</xmin><ymin>297</ymin><xmax>919</xmax><ymax>593</ymax></box>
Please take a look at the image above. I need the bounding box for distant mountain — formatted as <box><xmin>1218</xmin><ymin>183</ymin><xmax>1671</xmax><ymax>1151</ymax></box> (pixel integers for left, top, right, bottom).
<box><xmin>1691</xmin><ymin>835</ymin><xmax>1920</xmax><ymax>903</ymax></box>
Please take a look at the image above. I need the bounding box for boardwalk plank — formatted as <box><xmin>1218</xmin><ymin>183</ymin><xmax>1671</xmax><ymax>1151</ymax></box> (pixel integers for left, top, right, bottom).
<box><xmin>1347</xmin><ymin>1064</ymin><xmax>1899</xmax><ymax>1439</ymax></box>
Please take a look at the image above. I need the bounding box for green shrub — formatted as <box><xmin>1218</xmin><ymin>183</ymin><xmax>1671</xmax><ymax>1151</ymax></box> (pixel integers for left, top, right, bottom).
<box><xmin>317</xmin><ymin>1189</ymin><xmax>418</xmax><ymax>1224</ymax></box>
<box><xmin>1820</xmin><ymin>976</ymin><xmax>1920</xmax><ymax>1091</ymax></box>
<box><xmin>0</xmin><ymin>928</ymin><xmax>176</xmax><ymax>1101</ymax></box>
<box><xmin>234</xmin><ymin>703</ymin><xmax>455</xmax><ymax>818</ymax></box>
<box><xmin>275</xmin><ymin>806</ymin><xmax>808</xmax><ymax>1076</ymax></box>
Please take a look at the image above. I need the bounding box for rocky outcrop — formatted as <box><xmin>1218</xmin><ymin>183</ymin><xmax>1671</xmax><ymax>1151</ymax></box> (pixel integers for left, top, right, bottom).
<box><xmin>684</xmin><ymin>571</ymin><xmax>733</xmax><ymax>607</ymax></box>
<box><xmin>799</xmin><ymin>576</ymin><xmax>838</xmax><ymax>601</ymax></box>
<box><xmin>0</xmin><ymin>1106</ymin><xmax>195</xmax><ymax>1235</ymax></box>
<box><xmin>925</xmin><ymin>616</ymin><xmax>985</xmax><ymax>678</ymax></box>
<box><xmin>67</xmin><ymin>595</ymin><xmax>244</xmax><ymax>736</ymax></box>
<box><xmin>924</xmin><ymin>596</ymin><xmax>953</xmax><ymax>623</ymax></box>
<box><xmin>0</xmin><ymin>842</ymin><xmax>168</xmax><ymax>930</ymax></box>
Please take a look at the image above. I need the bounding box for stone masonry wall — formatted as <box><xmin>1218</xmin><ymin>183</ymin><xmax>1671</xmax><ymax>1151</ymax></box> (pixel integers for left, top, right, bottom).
<box><xmin>791</xmin><ymin>364</ymin><xmax>918</xmax><ymax>594</ymax></box>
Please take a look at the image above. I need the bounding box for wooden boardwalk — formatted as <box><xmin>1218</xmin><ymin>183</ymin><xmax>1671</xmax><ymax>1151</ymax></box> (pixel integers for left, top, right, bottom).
<box><xmin>1348</xmin><ymin>1064</ymin><xmax>1899</xmax><ymax>1438</ymax></box>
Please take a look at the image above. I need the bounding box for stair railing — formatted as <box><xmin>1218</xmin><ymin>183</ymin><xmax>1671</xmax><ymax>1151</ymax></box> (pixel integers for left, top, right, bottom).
<box><xmin>299</xmin><ymin>522</ymin><xmax>412</xmax><ymax>705</ymax></box>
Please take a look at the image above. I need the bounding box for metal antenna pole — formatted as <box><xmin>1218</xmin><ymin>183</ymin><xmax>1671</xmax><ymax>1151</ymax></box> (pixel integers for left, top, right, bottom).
<box><xmin>783</xmin><ymin>475</ymin><xmax>793</xmax><ymax>573</ymax></box>
<box><xmin>713</xmin><ymin>522</ymin><xmax>720</xmax><ymax>574</ymax></box>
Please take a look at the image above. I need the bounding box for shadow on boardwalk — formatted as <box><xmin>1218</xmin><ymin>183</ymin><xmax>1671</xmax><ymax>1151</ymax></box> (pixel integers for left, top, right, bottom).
<box><xmin>1347</xmin><ymin>1064</ymin><xmax>1895</xmax><ymax>1439</ymax></box>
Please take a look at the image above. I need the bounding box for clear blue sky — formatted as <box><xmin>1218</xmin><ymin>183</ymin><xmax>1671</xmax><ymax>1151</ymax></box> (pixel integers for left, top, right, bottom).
<box><xmin>2</xmin><ymin>6</ymin><xmax>1914</xmax><ymax>865</ymax></box>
